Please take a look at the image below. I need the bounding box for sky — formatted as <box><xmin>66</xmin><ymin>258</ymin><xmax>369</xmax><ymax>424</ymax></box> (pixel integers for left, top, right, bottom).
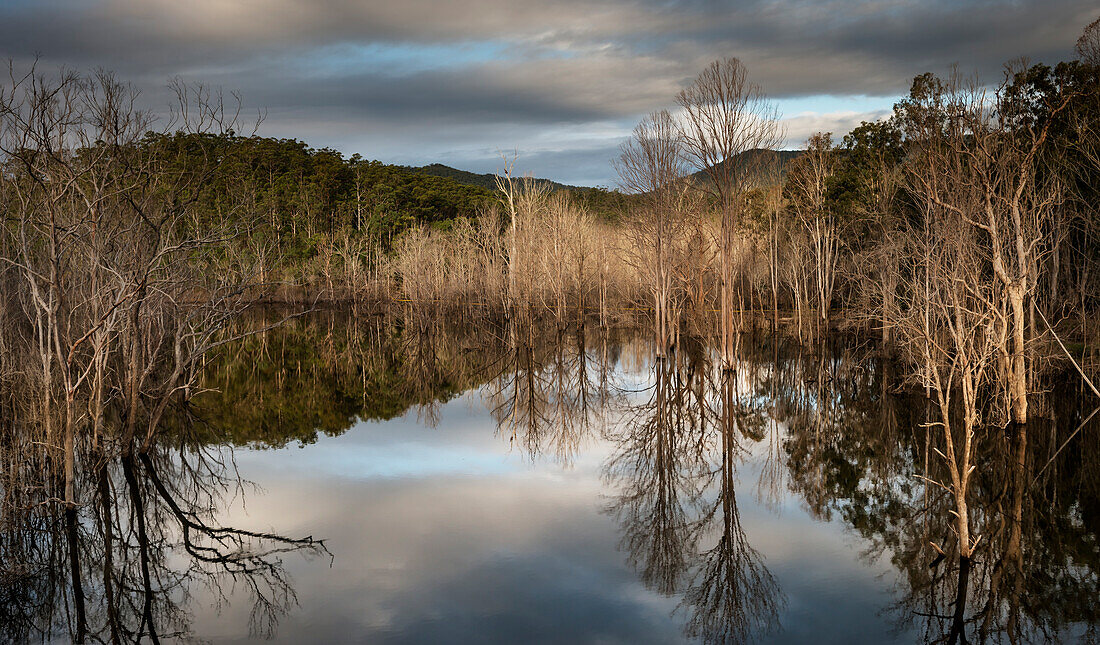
<box><xmin>1</xmin><ymin>0</ymin><xmax>1094</xmax><ymax>186</ymax></box>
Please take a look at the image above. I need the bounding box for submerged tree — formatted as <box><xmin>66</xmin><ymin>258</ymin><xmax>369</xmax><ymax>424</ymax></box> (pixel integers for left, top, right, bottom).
<box><xmin>676</xmin><ymin>57</ymin><xmax>783</xmax><ymax>367</ymax></box>
<box><xmin>616</xmin><ymin>110</ymin><xmax>691</xmax><ymax>358</ymax></box>
<box><xmin>785</xmin><ymin>132</ymin><xmax>840</xmax><ymax>341</ymax></box>
<box><xmin>897</xmin><ymin>70</ymin><xmax>1075</xmax><ymax>424</ymax></box>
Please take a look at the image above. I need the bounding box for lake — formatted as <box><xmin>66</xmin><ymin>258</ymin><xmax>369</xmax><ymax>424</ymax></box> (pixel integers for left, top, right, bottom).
<box><xmin>3</xmin><ymin>310</ymin><xmax>1098</xmax><ymax>644</ymax></box>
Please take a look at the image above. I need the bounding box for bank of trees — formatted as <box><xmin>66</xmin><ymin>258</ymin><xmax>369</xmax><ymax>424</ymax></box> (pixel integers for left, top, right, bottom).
<box><xmin>0</xmin><ymin>124</ymin><xmax>634</xmax><ymax>305</ymax></box>
<box><xmin>595</xmin><ymin>21</ymin><xmax>1100</xmax><ymax>575</ymax></box>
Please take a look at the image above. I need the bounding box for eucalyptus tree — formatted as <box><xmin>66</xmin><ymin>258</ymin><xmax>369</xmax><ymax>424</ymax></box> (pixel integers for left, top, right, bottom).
<box><xmin>616</xmin><ymin>110</ymin><xmax>691</xmax><ymax>358</ymax></box>
<box><xmin>676</xmin><ymin>58</ymin><xmax>783</xmax><ymax>367</ymax></box>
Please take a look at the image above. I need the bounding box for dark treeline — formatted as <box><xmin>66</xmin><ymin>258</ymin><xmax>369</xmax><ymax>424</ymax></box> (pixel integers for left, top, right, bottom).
<box><xmin>167</xmin><ymin>133</ymin><xmax>497</xmax><ymax>241</ymax></box>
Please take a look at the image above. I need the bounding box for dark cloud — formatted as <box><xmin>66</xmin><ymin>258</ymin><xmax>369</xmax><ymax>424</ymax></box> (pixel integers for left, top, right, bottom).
<box><xmin>1</xmin><ymin>0</ymin><xmax>1093</xmax><ymax>184</ymax></box>
<box><xmin>228</xmin><ymin>58</ymin><xmax>679</xmax><ymax>123</ymax></box>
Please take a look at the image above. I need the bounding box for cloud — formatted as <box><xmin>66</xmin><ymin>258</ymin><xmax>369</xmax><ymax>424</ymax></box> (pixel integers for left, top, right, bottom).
<box><xmin>1</xmin><ymin>0</ymin><xmax>1094</xmax><ymax>183</ymax></box>
<box><xmin>780</xmin><ymin>109</ymin><xmax>893</xmax><ymax>148</ymax></box>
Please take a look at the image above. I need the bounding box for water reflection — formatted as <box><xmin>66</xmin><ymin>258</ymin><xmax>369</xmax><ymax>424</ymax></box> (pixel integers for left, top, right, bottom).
<box><xmin>885</xmin><ymin>415</ymin><xmax>1100</xmax><ymax>644</ymax></box>
<box><xmin>770</xmin><ymin>344</ymin><xmax>1100</xmax><ymax>644</ymax></box>
<box><xmin>487</xmin><ymin>317</ymin><xmax>617</xmax><ymax>465</ymax></box>
<box><xmin>0</xmin><ymin>439</ymin><xmax>326</xmax><ymax>643</ymax></box>
<box><xmin>605</xmin><ymin>342</ymin><xmax>784</xmax><ymax>643</ymax></box>
<box><xmin>2</xmin><ymin>310</ymin><xmax>1098</xmax><ymax>643</ymax></box>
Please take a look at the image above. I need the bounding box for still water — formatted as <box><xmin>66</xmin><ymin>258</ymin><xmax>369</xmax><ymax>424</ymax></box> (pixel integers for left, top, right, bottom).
<box><xmin>4</xmin><ymin>311</ymin><xmax>1099</xmax><ymax>643</ymax></box>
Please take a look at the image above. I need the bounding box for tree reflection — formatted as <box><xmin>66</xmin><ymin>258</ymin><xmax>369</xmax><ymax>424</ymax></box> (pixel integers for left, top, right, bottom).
<box><xmin>886</xmin><ymin>412</ymin><xmax>1100</xmax><ymax>645</ymax></box>
<box><xmin>604</xmin><ymin>329</ymin><xmax>1100</xmax><ymax>644</ymax></box>
<box><xmin>6</xmin><ymin>310</ymin><xmax>1097</xmax><ymax>643</ymax></box>
<box><xmin>605</xmin><ymin>338</ymin><xmax>784</xmax><ymax>643</ymax></box>
<box><xmin>487</xmin><ymin>314</ymin><xmax>615</xmax><ymax>465</ymax></box>
<box><xmin>194</xmin><ymin>309</ymin><xmax>514</xmax><ymax>446</ymax></box>
<box><xmin>0</xmin><ymin>434</ymin><xmax>327</xmax><ymax>643</ymax></box>
<box><xmin>682</xmin><ymin>365</ymin><xmax>783</xmax><ymax>644</ymax></box>
<box><xmin>605</xmin><ymin>346</ymin><xmax>708</xmax><ymax>594</ymax></box>
<box><xmin>775</xmin><ymin>339</ymin><xmax>1100</xmax><ymax>644</ymax></box>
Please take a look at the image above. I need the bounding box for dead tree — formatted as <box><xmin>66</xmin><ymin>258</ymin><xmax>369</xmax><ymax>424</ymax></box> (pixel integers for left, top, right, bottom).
<box><xmin>616</xmin><ymin>110</ymin><xmax>690</xmax><ymax>358</ymax></box>
<box><xmin>676</xmin><ymin>58</ymin><xmax>783</xmax><ymax>367</ymax></box>
<box><xmin>901</xmin><ymin>71</ymin><xmax>1072</xmax><ymax>424</ymax></box>
<box><xmin>0</xmin><ymin>64</ymin><xmax>263</xmax><ymax>515</ymax></box>
<box><xmin>1077</xmin><ymin>16</ymin><xmax>1100</xmax><ymax>65</ymax></box>
<box><xmin>786</xmin><ymin>133</ymin><xmax>840</xmax><ymax>341</ymax></box>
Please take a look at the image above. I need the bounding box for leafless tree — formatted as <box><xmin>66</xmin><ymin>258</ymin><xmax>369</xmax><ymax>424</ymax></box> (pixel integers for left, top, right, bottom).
<box><xmin>901</xmin><ymin>70</ymin><xmax>1072</xmax><ymax>424</ymax></box>
<box><xmin>0</xmin><ymin>63</ymin><xmax>266</xmax><ymax>522</ymax></box>
<box><xmin>676</xmin><ymin>58</ymin><xmax>783</xmax><ymax>366</ymax></box>
<box><xmin>617</xmin><ymin>110</ymin><xmax>692</xmax><ymax>357</ymax></box>
<box><xmin>786</xmin><ymin>132</ymin><xmax>841</xmax><ymax>340</ymax></box>
<box><xmin>1076</xmin><ymin>16</ymin><xmax>1100</xmax><ymax>65</ymax></box>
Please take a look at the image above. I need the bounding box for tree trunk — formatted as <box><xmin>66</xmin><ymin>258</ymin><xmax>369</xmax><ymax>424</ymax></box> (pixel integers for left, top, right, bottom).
<box><xmin>1008</xmin><ymin>287</ymin><xmax>1028</xmax><ymax>423</ymax></box>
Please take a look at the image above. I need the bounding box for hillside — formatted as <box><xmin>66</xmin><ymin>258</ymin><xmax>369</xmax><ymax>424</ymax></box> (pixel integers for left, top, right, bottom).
<box><xmin>408</xmin><ymin>163</ymin><xmax>572</xmax><ymax>192</ymax></box>
<box><xmin>689</xmin><ymin>149</ymin><xmax>803</xmax><ymax>186</ymax></box>
<box><xmin>409</xmin><ymin>163</ymin><xmax>636</xmax><ymax>221</ymax></box>
<box><xmin>412</xmin><ymin>151</ymin><xmax>804</xmax><ymax>194</ymax></box>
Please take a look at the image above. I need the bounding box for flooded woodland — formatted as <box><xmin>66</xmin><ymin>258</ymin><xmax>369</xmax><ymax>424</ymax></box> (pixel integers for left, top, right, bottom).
<box><xmin>3</xmin><ymin>21</ymin><xmax>1100</xmax><ymax>645</ymax></box>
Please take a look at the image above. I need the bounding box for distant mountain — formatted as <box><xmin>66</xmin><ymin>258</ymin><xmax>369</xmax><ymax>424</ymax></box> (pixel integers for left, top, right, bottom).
<box><xmin>407</xmin><ymin>163</ymin><xmax>573</xmax><ymax>192</ymax></box>
<box><xmin>689</xmin><ymin>149</ymin><xmax>803</xmax><ymax>186</ymax></box>
<box><xmin>410</xmin><ymin>150</ymin><xmax>802</xmax><ymax>196</ymax></box>
<box><xmin>406</xmin><ymin>163</ymin><xmax>637</xmax><ymax>221</ymax></box>
<box><xmin>405</xmin><ymin>150</ymin><xmax>801</xmax><ymax>221</ymax></box>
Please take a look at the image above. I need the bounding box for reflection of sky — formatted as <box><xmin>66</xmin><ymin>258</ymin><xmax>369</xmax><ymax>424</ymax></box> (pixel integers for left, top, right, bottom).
<box><xmin>236</xmin><ymin>392</ymin><xmax>525</xmax><ymax>479</ymax></box>
<box><xmin>194</xmin><ymin>376</ymin><xmax>917</xmax><ymax>644</ymax></box>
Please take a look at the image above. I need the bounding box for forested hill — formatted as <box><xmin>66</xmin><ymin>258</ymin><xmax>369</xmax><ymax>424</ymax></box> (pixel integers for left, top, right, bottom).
<box><xmin>142</xmin><ymin>134</ymin><xmax>638</xmax><ymax>284</ymax></box>
<box><xmin>154</xmin><ymin>135</ymin><xmax>798</xmax><ymax>254</ymax></box>
<box><xmin>161</xmin><ymin>134</ymin><xmax>633</xmax><ymax>240</ymax></box>
<box><xmin>160</xmin><ymin>134</ymin><xmax>496</xmax><ymax>233</ymax></box>
<box><xmin>410</xmin><ymin>152</ymin><xmax>806</xmax><ymax>216</ymax></box>
<box><xmin>689</xmin><ymin>149</ymin><xmax>804</xmax><ymax>186</ymax></box>
<box><xmin>409</xmin><ymin>162</ymin><xmax>636</xmax><ymax>220</ymax></box>
<box><xmin>409</xmin><ymin>163</ymin><xmax>571</xmax><ymax>192</ymax></box>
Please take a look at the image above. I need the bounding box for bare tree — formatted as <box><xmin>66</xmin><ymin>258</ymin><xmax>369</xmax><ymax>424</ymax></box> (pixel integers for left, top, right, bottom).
<box><xmin>900</xmin><ymin>70</ymin><xmax>1072</xmax><ymax>424</ymax></box>
<box><xmin>1076</xmin><ymin>15</ymin><xmax>1100</xmax><ymax>65</ymax></box>
<box><xmin>676</xmin><ymin>58</ymin><xmax>783</xmax><ymax>366</ymax></box>
<box><xmin>887</xmin><ymin>69</ymin><xmax>1068</xmax><ymax>559</ymax></box>
<box><xmin>914</xmin><ymin>219</ymin><xmax>998</xmax><ymax>562</ymax></box>
<box><xmin>786</xmin><ymin>132</ymin><xmax>840</xmax><ymax>340</ymax></box>
<box><xmin>0</xmin><ymin>63</ymin><xmax>264</xmax><ymax>526</ymax></box>
<box><xmin>616</xmin><ymin>110</ymin><xmax>691</xmax><ymax>358</ymax></box>
<box><xmin>494</xmin><ymin>155</ymin><xmax>550</xmax><ymax>316</ymax></box>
